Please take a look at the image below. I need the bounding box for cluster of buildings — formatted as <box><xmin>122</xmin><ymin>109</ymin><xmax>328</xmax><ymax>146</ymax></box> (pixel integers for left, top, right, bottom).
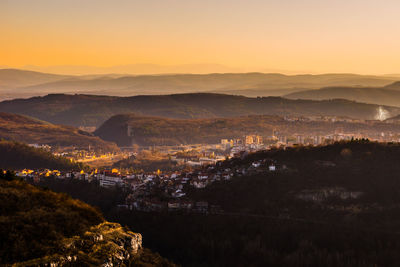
<box><xmin>15</xmin><ymin>149</ymin><xmax>284</xmax><ymax>214</ymax></box>
<box><xmin>120</xmin><ymin>155</ymin><xmax>282</xmax><ymax>213</ymax></box>
<box><xmin>273</xmin><ymin>133</ymin><xmax>355</xmax><ymax>147</ymax></box>
<box><xmin>220</xmin><ymin>135</ymin><xmax>265</xmax><ymax>157</ymax></box>
<box><xmin>283</xmin><ymin>115</ymin><xmax>364</xmax><ymax>123</ymax></box>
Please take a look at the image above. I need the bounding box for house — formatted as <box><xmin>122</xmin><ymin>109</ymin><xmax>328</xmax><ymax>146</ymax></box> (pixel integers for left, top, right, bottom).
<box><xmin>172</xmin><ymin>189</ymin><xmax>186</xmax><ymax>198</ymax></box>
<box><xmin>269</xmin><ymin>165</ymin><xmax>276</xmax><ymax>171</ymax></box>
<box><xmin>198</xmin><ymin>174</ymin><xmax>208</xmax><ymax>180</ymax></box>
<box><xmin>192</xmin><ymin>180</ymin><xmax>207</xmax><ymax>189</ymax></box>
<box><xmin>168</xmin><ymin>201</ymin><xmax>180</xmax><ymax>210</ymax></box>
<box><xmin>252</xmin><ymin>162</ymin><xmax>261</xmax><ymax>168</ymax></box>
<box><xmin>98</xmin><ymin>172</ymin><xmax>123</xmax><ymax>188</ymax></box>
<box><xmin>194</xmin><ymin>201</ymin><xmax>208</xmax><ymax>213</ymax></box>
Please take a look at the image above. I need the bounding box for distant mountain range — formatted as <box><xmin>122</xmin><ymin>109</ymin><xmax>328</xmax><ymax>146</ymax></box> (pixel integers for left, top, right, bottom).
<box><xmin>0</xmin><ymin>112</ymin><xmax>118</xmax><ymax>151</ymax></box>
<box><xmin>19</xmin><ymin>63</ymin><xmax>242</xmax><ymax>75</ymax></box>
<box><xmin>285</xmin><ymin>82</ymin><xmax>400</xmax><ymax>107</ymax></box>
<box><xmin>1</xmin><ymin>68</ymin><xmax>399</xmax><ymax>100</ymax></box>
<box><xmin>0</xmin><ymin>93</ymin><xmax>398</xmax><ymax>128</ymax></box>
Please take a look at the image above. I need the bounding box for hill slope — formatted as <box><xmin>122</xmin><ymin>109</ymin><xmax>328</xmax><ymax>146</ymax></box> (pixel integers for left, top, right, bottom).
<box><xmin>285</xmin><ymin>82</ymin><xmax>400</xmax><ymax>107</ymax></box>
<box><xmin>101</xmin><ymin>141</ymin><xmax>400</xmax><ymax>266</ymax></box>
<box><xmin>0</xmin><ymin>179</ymin><xmax>174</xmax><ymax>266</ymax></box>
<box><xmin>0</xmin><ymin>140</ymin><xmax>82</xmax><ymax>170</ymax></box>
<box><xmin>0</xmin><ymin>112</ymin><xmax>119</xmax><ymax>151</ymax></box>
<box><xmin>1</xmin><ymin>93</ymin><xmax>399</xmax><ymax>127</ymax></box>
<box><xmin>0</xmin><ymin>68</ymin><xmax>70</xmax><ymax>89</ymax></box>
<box><xmin>0</xmin><ymin>179</ymin><xmax>103</xmax><ymax>264</ymax></box>
<box><xmin>95</xmin><ymin>114</ymin><xmax>400</xmax><ymax>146</ymax></box>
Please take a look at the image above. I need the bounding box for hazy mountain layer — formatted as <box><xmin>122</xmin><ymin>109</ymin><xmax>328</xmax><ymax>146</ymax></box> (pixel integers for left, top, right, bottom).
<box><xmin>1</xmin><ymin>69</ymin><xmax>398</xmax><ymax>100</ymax></box>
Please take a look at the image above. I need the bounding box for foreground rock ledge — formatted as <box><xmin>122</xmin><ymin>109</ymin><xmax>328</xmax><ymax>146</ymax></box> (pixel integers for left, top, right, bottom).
<box><xmin>14</xmin><ymin>222</ymin><xmax>143</xmax><ymax>266</ymax></box>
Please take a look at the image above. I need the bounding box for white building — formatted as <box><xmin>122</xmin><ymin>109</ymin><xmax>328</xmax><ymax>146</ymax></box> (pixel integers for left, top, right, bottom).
<box><xmin>98</xmin><ymin>174</ymin><xmax>123</xmax><ymax>188</ymax></box>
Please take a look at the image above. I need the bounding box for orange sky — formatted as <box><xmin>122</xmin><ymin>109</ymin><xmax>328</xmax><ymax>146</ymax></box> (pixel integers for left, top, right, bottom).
<box><xmin>1</xmin><ymin>0</ymin><xmax>400</xmax><ymax>74</ymax></box>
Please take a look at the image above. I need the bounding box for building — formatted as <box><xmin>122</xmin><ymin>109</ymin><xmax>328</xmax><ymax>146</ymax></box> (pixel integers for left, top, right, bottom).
<box><xmin>255</xmin><ymin>135</ymin><xmax>263</xmax><ymax>145</ymax></box>
<box><xmin>98</xmin><ymin>172</ymin><xmax>123</xmax><ymax>188</ymax></box>
<box><xmin>245</xmin><ymin>135</ymin><xmax>254</xmax><ymax>145</ymax></box>
<box><xmin>278</xmin><ymin>135</ymin><xmax>287</xmax><ymax>144</ymax></box>
<box><xmin>296</xmin><ymin>135</ymin><xmax>304</xmax><ymax>144</ymax></box>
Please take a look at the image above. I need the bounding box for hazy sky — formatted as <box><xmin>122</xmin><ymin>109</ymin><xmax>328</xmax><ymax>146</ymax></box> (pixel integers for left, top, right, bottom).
<box><xmin>1</xmin><ymin>0</ymin><xmax>400</xmax><ymax>74</ymax></box>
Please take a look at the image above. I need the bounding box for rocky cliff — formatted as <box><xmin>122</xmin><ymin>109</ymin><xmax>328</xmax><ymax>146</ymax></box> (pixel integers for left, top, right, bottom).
<box><xmin>1</xmin><ymin>179</ymin><xmax>174</xmax><ymax>266</ymax></box>
<box><xmin>16</xmin><ymin>222</ymin><xmax>142</xmax><ymax>266</ymax></box>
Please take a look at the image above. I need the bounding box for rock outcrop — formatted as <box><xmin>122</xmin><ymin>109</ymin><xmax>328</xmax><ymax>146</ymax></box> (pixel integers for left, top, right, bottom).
<box><xmin>15</xmin><ymin>222</ymin><xmax>143</xmax><ymax>266</ymax></box>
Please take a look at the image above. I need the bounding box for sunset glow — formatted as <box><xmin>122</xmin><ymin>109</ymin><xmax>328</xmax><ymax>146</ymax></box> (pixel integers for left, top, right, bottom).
<box><xmin>1</xmin><ymin>0</ymin><xmax>400</xmax><ymax>74</ymax></box>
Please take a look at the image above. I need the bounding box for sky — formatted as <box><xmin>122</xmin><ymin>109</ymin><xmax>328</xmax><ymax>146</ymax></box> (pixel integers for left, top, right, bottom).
<box><xmin>1</xmin><ymin>0</ymin><xmax>400</xmax><ymax>74</ymax></box>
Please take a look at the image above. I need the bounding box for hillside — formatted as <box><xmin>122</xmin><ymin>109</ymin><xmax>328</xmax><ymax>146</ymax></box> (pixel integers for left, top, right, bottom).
<box><xmin>386</xmin><ymin>114</ymin><xmax>400</xmax><ymax>123</ymax></box>
<box><xmin>384</xmin><ymin>81</ymin><xmax>400</xmax><ymax>90</ymax></box>
<box><xmin>0</xmin><ymin>178</ymin><xmax>174</xmax><ymax>266</ymax></box>
<box><xmin>0</xmin><ymin>178</ymin><xmax>103</xmax><ymax>264</ymax></box>
<box><xmin>285</xmin><ymin>82</ymin><xmax>400</xmax><ymax>107</ymax></box>
<box><xmin>172</xmin><ymin>141</ymin><xmax>400</xmax><ymax>265</ymax></box>
<box><xmin>1</xmin><ymin>93</ymin><xmax>399</xmax><ymax>127</ymax></box>
<box><xmin>0</xmin><ymin>69</ymin><xmax>71</xmax><ymax>100</ymax></box>
<box><xmin>95</xmin><ymin>114</ymin><xmax>400</xmax><ymax>146</ymax></box>
<box><xmin>0</xmin><ymin>69</ymin><xmax>70</xmax><ymax>89</ymax></box>
<box><xmin>64</xmin><ymin>141</ymin><xmax>400</xmax><ymax>266</ymax></box>
<box><xmin>191</xmin><ymin>141</ymin><xmax>400</xmax><ymax>213</ymax></box>
<box><xmin>0</xmin><ymin>112</ymin><xmax>119</xmax><ymax>151</ymax></box>
<box><xmin>0</xmin><ymin>140</ymin><xmax>82</xmax><ymax>170</ymax></box>
<box><xmin>1</xmin><ymin>69</ymin><xmax>398</xmax><ymax>100</ymax></box>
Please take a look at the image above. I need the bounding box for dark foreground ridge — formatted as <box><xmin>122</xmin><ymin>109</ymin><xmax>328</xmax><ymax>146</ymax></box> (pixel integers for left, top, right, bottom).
<box><xmin>0</xmin><ymin>178</ymin><xmax>174</xmax><ymax>266</ymax></box>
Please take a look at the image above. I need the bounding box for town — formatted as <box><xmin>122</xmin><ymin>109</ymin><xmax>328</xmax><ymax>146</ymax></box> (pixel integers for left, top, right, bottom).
<box><xmin>14</xmin><ymin>124</ymin><xmax>399</xmax><ymax>215</ymax></box>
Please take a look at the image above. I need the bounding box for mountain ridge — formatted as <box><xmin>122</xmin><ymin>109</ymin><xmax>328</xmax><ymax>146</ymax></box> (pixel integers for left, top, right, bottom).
<box><xmin>284</xmin><ymin>81</ymin><xmax>400</xmax><ymax>106</ymax></box>
<box><xmin>0</xmin><ymin>93</ymin><xmax>398</xmax><ymax>127</ymax></box>
<box><xmin>1</xmin><ymin>68</ymin><xmax>399</xmax><ymax>100</ymax></box>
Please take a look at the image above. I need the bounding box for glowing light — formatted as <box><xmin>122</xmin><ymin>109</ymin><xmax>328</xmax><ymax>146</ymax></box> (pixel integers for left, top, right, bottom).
<box><xmin>375</xmin><ymin>107</ymin><xmax>390</xmax><ymax>121</ymax></box>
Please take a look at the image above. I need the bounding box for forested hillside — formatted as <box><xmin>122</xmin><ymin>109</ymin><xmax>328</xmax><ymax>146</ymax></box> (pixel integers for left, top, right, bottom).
<box><xmin>0</xmin><ymin>140</ymin><xmax>82</xmax><ymax>170</ymax></box>
<box><xmin>95</xmin><ymin>114</ymin><xmax>400</xmax><ymax>146</ymax></box>
<box><xmin>285</xmin><ymin>82</ymin><xmax>400</xmax><ymax>107</ymax></box>
<box><xmin>0</xmin><ymin>112</ymin><xmax>119</xmax><ymax>151</ymax></box>
<box><xmin>0</xmin><ymin>93</ymin><xmax>398</xmax><ymax>127</ymax></box>
<box><xmin>34</xmin><ymin>141</ymin><xmax>400</xmax><ymax>266</ymax></box>
<box><xmin>0</xmin><ymin>178</ymin><xmax>174</xmax><ymax>266</ymax></box>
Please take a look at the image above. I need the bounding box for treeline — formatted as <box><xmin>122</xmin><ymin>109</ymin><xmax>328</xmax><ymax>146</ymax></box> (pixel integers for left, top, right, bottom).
<box><xmin>0</xmin><ymin>140</ymin><xmax>82</xmax><ymax>170</ymax></box>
